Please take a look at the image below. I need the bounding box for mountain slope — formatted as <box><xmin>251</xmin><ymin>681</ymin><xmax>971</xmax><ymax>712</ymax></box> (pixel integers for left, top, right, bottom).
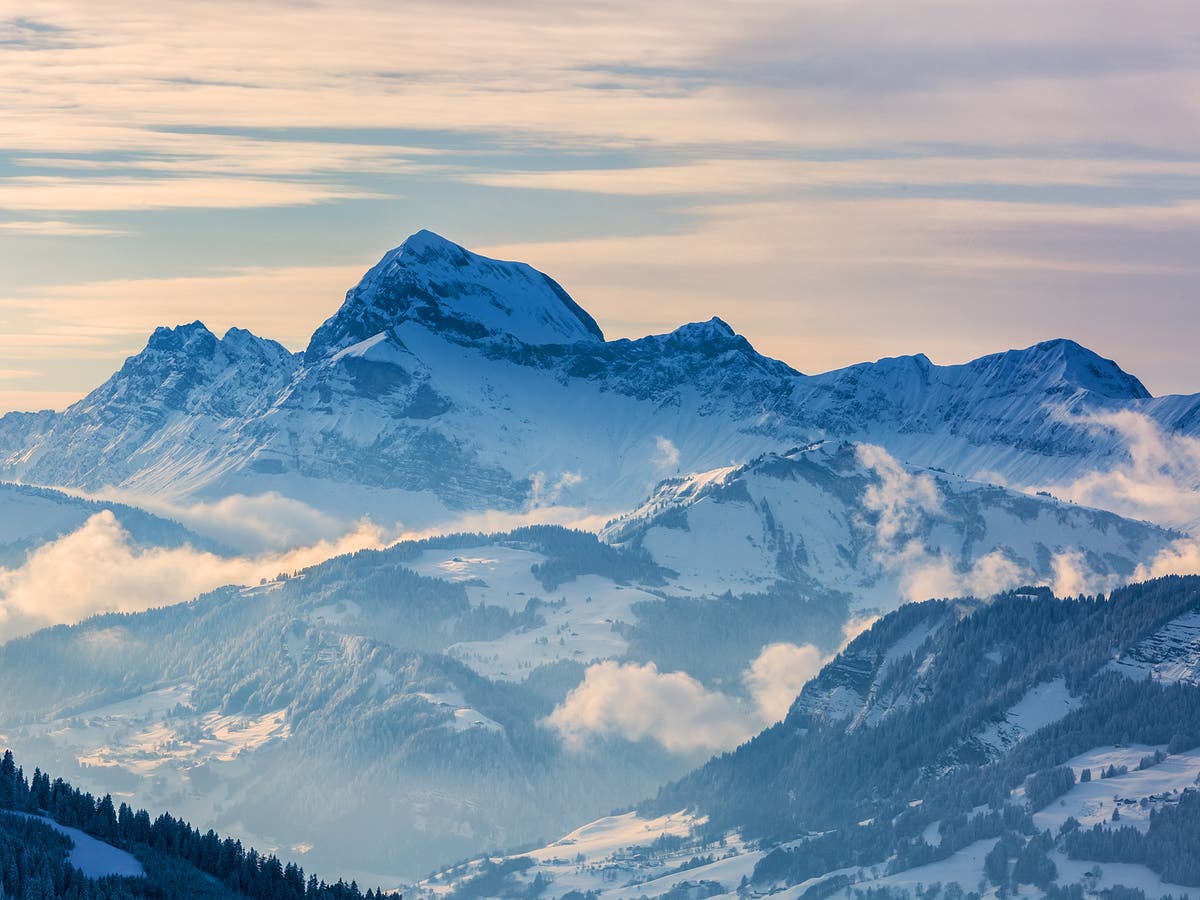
<box><xmin>604</xmin><ymin>442</ymin><xmax>1178</xmax><ymax>610</ymax></box>
<box><xmin>415</xmin><ymin>576</ymin><xmax>1200</xmax><ymax>899</ymax></box>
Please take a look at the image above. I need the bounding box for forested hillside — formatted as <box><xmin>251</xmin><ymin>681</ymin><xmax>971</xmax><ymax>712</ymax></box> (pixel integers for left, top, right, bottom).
<box><xmin>414</xmin><ymin>576</ymin><xmax>1200</xmax><ymax>898</ymax></box>
<box><xmin>0</xmin><ymin>749</ymin><xmax>381</xmax><ymax>899</ymax></box>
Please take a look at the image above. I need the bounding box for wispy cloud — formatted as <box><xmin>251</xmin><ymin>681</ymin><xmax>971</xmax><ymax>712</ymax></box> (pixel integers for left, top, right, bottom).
<box><xmin>0</xmin><ymin>219</ymin><xmax>129</xmax><ymax>236</ymax></box>
<box><xmin>1037</xmin><ymin>410</ymin><xmax>1200</xmax><ymax>533</ymax></box>
<box><xmin>465</xmin><ymin>157</ymin><xmax>1200</xmax><ymax>197</ymax></box>
<box><xmin>0</xmin><ymin>176</ymin><xmax>382</xmax><ymax>212</ymax></box>
<box><xmin>2</xmin><ymin>0</ymin><xmax>1200</xmax><ymax>405</ymax></box>
<box><xmin>857</xmin><ymin>443</ymin><xmax>1034</xmax><ymax>603</ymax></box>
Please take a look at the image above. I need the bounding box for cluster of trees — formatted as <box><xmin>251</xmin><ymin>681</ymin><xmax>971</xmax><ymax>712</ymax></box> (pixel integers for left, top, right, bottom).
<box><xmin>1025</xmin><ymin>766</ymin><xmax>1076</xmax><ymax>810</ymax></box>
<box><xmin>0</xmin><ymin>811</ymin><xmax>137</xmax><ymax>900</ymax></box>
<box><xmin>982</xmin><ymin>829</ymin><xmax>1056</xmax><ymax>889</ymax></box>
<box><xmin>0</xmin><ymin>750</ymin><xmax>383</xmax><ymax>900</ymax></box>
<box><xmin>1064</xmin><ymin>789</ymin><xmax>1200</xmax><ymax>885</ymax></box>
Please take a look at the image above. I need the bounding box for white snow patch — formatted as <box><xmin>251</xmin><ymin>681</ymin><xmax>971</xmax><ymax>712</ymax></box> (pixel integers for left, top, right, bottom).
<box><xmin>1030</xmin><ymin>745</ymin><xmax>1200</xmax><ymax>835</ymax></box>
<box><xmin>976</xmin><ymin>677</ymin><xmax>1081</xmax><ymax>753</ymax></box>
<box><xmin>7</xmin><ymin>812</ymin><xmax>145</xmax><ymax>879</ymax></box>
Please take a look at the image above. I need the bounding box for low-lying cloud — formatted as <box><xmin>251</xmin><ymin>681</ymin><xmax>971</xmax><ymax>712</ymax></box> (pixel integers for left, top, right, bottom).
<box><xmin>1038</xmin><ymin>409</ymin><xmax>1200</xmax><ymax>533</ymax></box>
<box><xmin>545</xmin><ymin>660</ymin><xmax>757</xmax><ymax>755</ymax></box>
<box><xmin>0</xmin><ymin>510</ymin><xmax>388</xmax><ymax>642</ymax></box>
<box><xmin>547</xmin><ymin>615</ymin><xmax>879</xmax><ymax>754</ymax></box>
<box><xmin>85</xmin><ymin>488</ymin><xmax>366</xmax><ymax>554</ymax></box>
<box><xmin>857</xmin><ymin>444</ymin><xmax>1034</xmax><ymax>603</ymax></box>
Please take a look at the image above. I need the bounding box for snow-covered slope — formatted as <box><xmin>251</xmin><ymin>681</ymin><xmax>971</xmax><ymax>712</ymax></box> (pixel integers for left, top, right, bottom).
<box><xmin>3</xmin><ymin>230</ymin><xmax>1200</xmax><ymax>529</ymax></box>
<box><xmin>604</xmin><ymin>443</ymin><xmax>1177</xmax><ymax>609</ymax></box>
<box><xmin>6</xmin><ymin>811</ymin><xmax>146</xmax><ymax>879</ymax></box>
<box><xmin>1109</xmin><ymin>608</ymin><xmax>1200</xmax><ymax>685</ymax></box>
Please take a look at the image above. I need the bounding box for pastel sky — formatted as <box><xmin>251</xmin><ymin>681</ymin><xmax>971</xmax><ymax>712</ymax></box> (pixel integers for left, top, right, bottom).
<box><xmin>2</xmin><ymin>0</ymin><xmax>1199</xmax><ymax>413</ymax></box>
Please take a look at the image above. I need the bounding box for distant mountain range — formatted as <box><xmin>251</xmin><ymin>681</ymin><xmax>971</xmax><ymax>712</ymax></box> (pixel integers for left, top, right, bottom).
<box><xmin>2</xmin><ymin>230</ymin><xmax>1199</xmax><ymax>530</ymax></box>
<box><xmin>0</xmin><ymin>475</ymin><xmax>1178</xmax><ymax>880</ymax></box>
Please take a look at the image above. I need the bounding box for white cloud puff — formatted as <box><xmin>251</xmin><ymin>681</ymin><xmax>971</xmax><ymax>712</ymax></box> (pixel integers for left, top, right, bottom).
<box><xmin>1040</xmin><ymin>410</ymin><xmax>1200</xmax><ymax>533</ymax></box>
<box><xmin>0</xmin><ymin>511</ymin><xmax>387</xmax><ymax>641</ymax></box>
<box><xmin>545</xmin><ymin>660</ymin><xmax>757</xmax><ymax>755</ymax></box>
<box><xmin>547</xmin><ymin>615</ymin><xmax>881</xmax><ymax>754</ymax></box>
<box><xmin>857</xmin><ymin>443</ymin><xmax>1031</xmax><ymax>603</ymax></box>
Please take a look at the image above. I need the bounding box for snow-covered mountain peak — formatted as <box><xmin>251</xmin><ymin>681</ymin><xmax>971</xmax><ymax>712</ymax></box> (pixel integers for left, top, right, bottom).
<box><xmin>304</xmin><ymin>229</ymin><xmax>605</xmax><ymax>360</ymax></box>
<box><xmin>144</xmin><ymin>320</ymin><xmax>219</xmax><ymax>354</ymax></box>
<box><xmin>678</xmin><ymin>316</ymin><xmax>734</xmax><ymax>338</ymax></box>
<box><xmin>971</xmin><ymin>337</ymin><xmax>1151</xmax><ymax>400</ymax></box>
<box><xmin>653</xmin><ymin>316</ymin><xmax>760</xmax><ymax>355</ymax></box>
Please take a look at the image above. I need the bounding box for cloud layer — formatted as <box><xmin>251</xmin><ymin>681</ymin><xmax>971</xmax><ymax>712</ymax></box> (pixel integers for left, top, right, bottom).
<box><xmin>0</xmin><ymin>511</ymin><xmax>387</xmax><ymax>642</ymax></box>
<box><xmin>1039</xmin><ymin>410</ymin><xmax>1200</xmax><ymax>533</ymax></box>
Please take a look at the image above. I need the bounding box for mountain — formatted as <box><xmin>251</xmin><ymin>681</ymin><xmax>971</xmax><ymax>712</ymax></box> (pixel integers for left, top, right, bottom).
<box><xmin>414</xmin><ymin>576</ymin><xmax>1200</xmax><ymax>899</ymax></box>
<box><xmin>603</xmin><ymin>442</ymin><xmax>1176</xmax><ymax>611</ymax></box>
<box><xmin>2</xmin><ymin>230</ymin><xmax>1198</xmax><ymax>529</ymax></box>
<box><xmin>0</xmin><ymin>454</ymin><xmax>1178</xmax><ymax>884</ymax></box>
<box><xmin>304</xmin><ymin>228</ymin><xmax>605</xmax><ymax>357</ymax></box>
<box><xmin>793</xmin><ymin>339</ymin><xmax>1174</xmax><ymax>488</ymax></box>
<box><xmin>0</xmin><ymin>322</ymin><xmax>300</xmax><ymax>499</ymax></box>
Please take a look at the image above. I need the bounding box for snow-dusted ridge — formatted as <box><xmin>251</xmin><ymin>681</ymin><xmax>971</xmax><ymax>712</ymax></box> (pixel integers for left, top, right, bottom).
<box><xmin>3</xmin><ymin>229</ymin><xmax>1200</xmax><ymax>530</ymax></box>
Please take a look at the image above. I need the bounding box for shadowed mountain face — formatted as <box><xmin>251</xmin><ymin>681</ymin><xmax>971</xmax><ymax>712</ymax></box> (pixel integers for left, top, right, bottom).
<box><xmin>0</xmin><ymin>230</ymin><xmax>1197</xmax><ymax>527</ymax></box>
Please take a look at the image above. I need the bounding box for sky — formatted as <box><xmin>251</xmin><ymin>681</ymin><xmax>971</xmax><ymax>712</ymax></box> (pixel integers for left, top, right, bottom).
<box><xmin>1</xmin><ymin>0</ymin><xmax>1199</xmax><ymax>413</ymax></box>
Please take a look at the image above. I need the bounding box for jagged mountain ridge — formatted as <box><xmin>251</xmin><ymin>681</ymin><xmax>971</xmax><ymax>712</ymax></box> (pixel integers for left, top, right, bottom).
<box><xmin>0</xmin><ymin>230</ymin><xmax>1197</xmax><ymax>527</ymax></box>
